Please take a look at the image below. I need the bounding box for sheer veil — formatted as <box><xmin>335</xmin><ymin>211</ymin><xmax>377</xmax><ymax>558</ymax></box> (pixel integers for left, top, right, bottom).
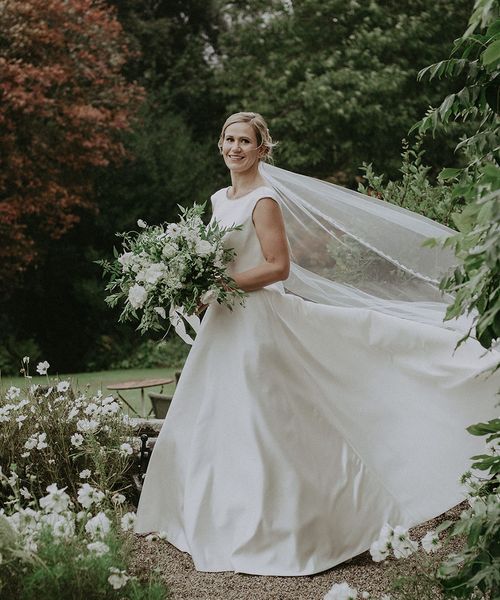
<box><xmin>259</xmin><ymin>162</ymin><xmax>471</xmax><ymax>333</ymax></box>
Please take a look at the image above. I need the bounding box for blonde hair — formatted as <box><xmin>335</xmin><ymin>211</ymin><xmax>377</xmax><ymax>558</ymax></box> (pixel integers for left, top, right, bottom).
<box><xmin>218</xmin><ymin>111</ymin><xmax>277</xmax><ymax>162</ymax></box>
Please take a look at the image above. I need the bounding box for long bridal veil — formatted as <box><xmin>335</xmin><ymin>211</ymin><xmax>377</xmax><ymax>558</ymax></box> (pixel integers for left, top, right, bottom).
<box><xmin>259</xmin><ymin>162</ymin><xmax>473</xmax><ymax>333</ymax></box>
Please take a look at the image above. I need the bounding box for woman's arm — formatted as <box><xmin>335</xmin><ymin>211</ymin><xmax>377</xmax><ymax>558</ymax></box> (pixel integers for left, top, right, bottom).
<box><xmin>231</xmin><ymin>197</ymin><xmax>290</xmax><ymax>292</ymax></box>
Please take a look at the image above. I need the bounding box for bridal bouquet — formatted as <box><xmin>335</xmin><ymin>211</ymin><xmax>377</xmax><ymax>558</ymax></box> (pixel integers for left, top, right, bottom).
<box><xmin>98</xmin><ymin>203</ymin><xmax>246</xmax><ymax>343</ymax></box>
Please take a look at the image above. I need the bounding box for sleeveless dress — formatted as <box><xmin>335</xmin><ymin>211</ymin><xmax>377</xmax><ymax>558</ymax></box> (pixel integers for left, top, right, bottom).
<box><xmin>133</xmin><ymin>185</ymin><xmax>499</xmax><ymax>576</ymax></box>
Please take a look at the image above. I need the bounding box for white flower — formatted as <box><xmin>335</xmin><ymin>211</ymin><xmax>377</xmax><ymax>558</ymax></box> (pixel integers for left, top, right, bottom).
<box><xmin>119</xmin><ymin>442</ymin><xmax>133</xmax><ymax>457</ymax></box>
<box><xmin>85</xmin><ymin>512</ymin><xmax>111</xmax><ymax>539</ymax></box>
<box><xmin>361</xmin><ymin>593</ymin><xmax>370</xmax><ymax>599</ymax></box>
<box><xmin>154</xmin><ymin>306</ymin><xmax>166</xmax><ymax>319</ymax></box>
<box><xmin>79</xmin><ymin>469</ymin><xmax>92</xmax><ymax>479</ymax></box>
<box><xmin>200</xmin><ymin>288</ymin><xmax>219</xmax><ymax>305</ymax></box>
<box><xmin>42</xmin><ymin>512</ymin><xmax>75</xmax><ymax>540</ymax></box>
<box><xmin>56</xmin><ymin>381</ymin><xmax>70</xmax><ymax>393</ymax></box>
<box><xmin>108</xmin><ymin>567</ymin><xmax>130</xmax><ymax>590</ymax></box>
<box><xmin>166</xmin><ymin>223</ymin><xmax>180</xmax><ymax>237</ymax></box>
<box><xmin>128</xmin><ymin>284</ymin><xmax>148</xmax><ymax>309</ymax></box>
<box><xmin>120</xmin><ymin>512</ymin><xmax>136</xmax><ymax>531</ymax></box>
<box><xmin>77</xmin><ymin>483</ymin><xmax>105</xmax><ymax>509</ymax></box>
<box><xmin>112</xmin><ymin>493</ymin><xmax>126</xmax><ymax>505</ymax></box>
<box><xmin>324</xmin><ymin>582</ymin><xmax>358</xmax><ymax>600</ymax></box>
<box><xmin>421</xmin><ymin>530</ymin><xmax>441</xmax><ymax>553</ymax></box>
<box><xmin>20</xmin><ymin>487</ymin><xmax>32</xmax><ymax>499</ymax></box>
<box><xmin>16</xmin><ymin>415</ymin><xmax>27</xmax><ymax>428</ymax></box>
<box><xmin>87</xmin><ymin>541</ymin><xmax>110</xmax><ymax>556</ymax></box>
<box><xmin>27</xmin><ymin>432</ymin><xmax>47</xmax><ymax>450</ymax></box>
<box><xmin>118</xmin><ymin>252</ymin><xmax>135</xmax><ymax>270</ymax></box>
<box><xmin>39</xmin><ymin>484</ymin><xmax>70</xmax><ymax>514</ymax></box>
<box><xmin>145</xmin><ymin>533</ymin><xmax>159</xmax><ymax>542</ymax></box>
<box><xmin>141</xmin><ymin>263</ymin><xmax>165</xmax><ymax>284</ymax></box>
<box><xmin>20</xmin><ymin>451</ymin><xmax>30</xmax><ymax>458</ymax></box>
<box><xmin>195</xmin><ymin>239</ymin><xmax>213</xmax><ymax>256</ymax></box>
<box><xmin>71</xmin><ymin>433</ymin><xmax>84</xmax><ymax>447</ymax></box>
<box><xmin>29</xmin><ymin>384</ymin><xmax>39</xmax><ymax>394</ymax></box>
<box><xmin>161</xmin><ymin>241</ymin><xmax>177</xmax><ymax>258</ymax></box>
<box><xmin>392</xmin><ymin>526</ymin><xmax>419</xmax><ymax>558</ymax></box>
<box><xmin>137</xmin><ymin>219</ymin><xmax>147</xmax><ymax>228</ymax></box>
<box><xmin>36</xmin><ymin>361</ymin><xmax>50</xmax><ymax>375</ymax></box>
<box><xmin>369</xmin><ymin>539</ymin><xmax>390</xmax><ymax>562</ymax></box>
<box><xmin>23</xmin><ymin>356</ymin><xmax>30</xmax><ymax>364</ymax></box>
<box><xmin>76</xmin><ymin>419</ymin><xmax>99</xmax><ymax>433</ymax></box>
<box><xmin>6</xmin><ymin>386</ymin><xmax>21</xmax><ymax>400</ymax></box>
<box><xmin>84</xmin><ymin>402</ymin><xmax>100</xmax><ymax>416</ymax></box>
<box><xmin>158</xmin><ymin>530</ymin><xmax>168</xmax><ymax>540</ymax></box>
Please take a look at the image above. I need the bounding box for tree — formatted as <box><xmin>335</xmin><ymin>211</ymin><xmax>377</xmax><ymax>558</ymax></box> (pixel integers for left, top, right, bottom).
<box><xmin>0</xmin><ymin>0</ymin><xmax>145</xmax><ymax>285</ymax></box>
<box><xmin>213</xmin><ymin>0</ymin><xmax>473</xmax><ymax>181</ymax></box>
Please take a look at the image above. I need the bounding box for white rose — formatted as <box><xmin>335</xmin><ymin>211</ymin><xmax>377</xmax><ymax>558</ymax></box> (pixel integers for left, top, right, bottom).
<box><xmin>128</xmin><ymin>284</ymin><xmax>147</xmax><ymax>309</ymax></box>
<box><xmin>161</xmin><ymin>242</ymin><xmax>177</xmax><ymax>258</ymax></box>
<box><xmin>200</xmin><ymin>289</ymin><xmax>219</xmax><ymax>305</ymax></box>
<box><xmin>117</xmin><ymin>252</ymin><xmax>135</xmax><ymax>270</ymax></box>
<box><xmin>195</xmin><ymin>239</ymin><xmax>213</xmax><ymax>256</ymax></box>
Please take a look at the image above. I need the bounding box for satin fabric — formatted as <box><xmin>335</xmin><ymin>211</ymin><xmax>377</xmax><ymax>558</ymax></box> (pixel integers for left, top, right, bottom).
<box><xmin>134</xmin><ymin>185</ymin><xmax>499</xmax><ymax>576</ymax></box>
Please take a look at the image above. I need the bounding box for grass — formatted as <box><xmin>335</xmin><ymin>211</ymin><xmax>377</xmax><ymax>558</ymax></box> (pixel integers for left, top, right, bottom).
<box><xmin>0</xmin><ymin>367</ymin><xmax>178</xmax><ymax>418</ymax></box>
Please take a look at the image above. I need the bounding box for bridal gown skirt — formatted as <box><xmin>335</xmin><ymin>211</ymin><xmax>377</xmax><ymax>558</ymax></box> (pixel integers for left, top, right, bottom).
<box><xmin>134</xmin><ymin>285</ymin><xmax>498</xmax><ymax>576</ymax></box>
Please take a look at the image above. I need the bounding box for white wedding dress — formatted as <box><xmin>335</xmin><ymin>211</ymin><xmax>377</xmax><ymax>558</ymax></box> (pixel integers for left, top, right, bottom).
<box><xmin>134</xmin><ymin>185</ymin><xmax>499</xmax><ymax>576</ymax></box>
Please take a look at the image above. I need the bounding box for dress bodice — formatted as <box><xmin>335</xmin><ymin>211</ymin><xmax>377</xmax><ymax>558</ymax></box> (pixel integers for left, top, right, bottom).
<box><xmin>210</xmin><ymin>185</ymin><xmax>285</xmax><ymax>292</ymax></box>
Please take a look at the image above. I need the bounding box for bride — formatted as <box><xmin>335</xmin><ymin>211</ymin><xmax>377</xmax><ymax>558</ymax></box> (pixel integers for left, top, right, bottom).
<box><xmin>133</xmin><ymin>111</ymin><xmax>498</xmax><ymax>576</ymax></box>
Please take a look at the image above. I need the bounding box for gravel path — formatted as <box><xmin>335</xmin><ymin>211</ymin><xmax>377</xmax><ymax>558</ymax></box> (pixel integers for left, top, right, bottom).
<box><xmin>128</xmin><ymin>502</ymin><xmax>466</xmax><ymax>600</ymax></box>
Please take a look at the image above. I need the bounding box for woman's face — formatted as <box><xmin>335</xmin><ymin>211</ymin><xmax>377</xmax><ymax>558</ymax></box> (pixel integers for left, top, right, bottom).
<box><xmin>221</xmin><ymin>122</ymin><xmax>262</xmax><ymax>173</ymax></box>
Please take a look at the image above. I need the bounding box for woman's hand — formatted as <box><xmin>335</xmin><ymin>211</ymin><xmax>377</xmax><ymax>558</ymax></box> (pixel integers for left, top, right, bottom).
<box><xmin>195</xmin><ymin>302</ymin><xmax>208</xmax><ymax>316</ymax></box>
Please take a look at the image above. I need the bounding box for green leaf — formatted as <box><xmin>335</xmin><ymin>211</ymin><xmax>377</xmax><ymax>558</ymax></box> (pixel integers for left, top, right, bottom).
<box><xmin>482</xmin><ymin>39</ymin><xmax>500</xmax><ymax>65</ymax></box>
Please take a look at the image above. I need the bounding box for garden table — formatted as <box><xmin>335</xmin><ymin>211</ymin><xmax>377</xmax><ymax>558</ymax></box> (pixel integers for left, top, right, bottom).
<box><xmin>106</xmin><ymin>377</ymin><xmax>174</xmax><ymax>419</ymax></box>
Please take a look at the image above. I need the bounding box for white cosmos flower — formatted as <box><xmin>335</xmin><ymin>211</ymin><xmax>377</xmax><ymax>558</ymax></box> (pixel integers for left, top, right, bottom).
<box><xmin>6</xmin><ymin>386</ymin><xmax>21</xmax><ymax>400</ymax></box>
<box><xmin>324</xmin><ymin>582</ymin><xmax>358</xmax><ymax>600</ymax></box>
<box><xmin>77</xmin><ymin>483</ymin><xmax>105</xmax><ymax>509</ymax></box>
<box><xmin>128</xmin><ymin>284</ymin><xmax>148</xmax><ymax>309</ymax></box>
<box><xmin>421</xmin><ymin>530</ymin><xmax>441</xmax><ymax>553</ymax></box>
<box><xmin>76</xmin><ymin>419</ymin><xmax>99</xmax><ymax>433</ymax></box>
<box><xmin>137</xmin><ymin>219</ymin><xmax>147</xmax><ymax>228</ymax></box>
<box><xmin>36</xmin><ymin>360</ymin><xmax>50</xmax><ymax>375</ymax></box>
<box><xmin>369</xmin><ymin>538</ymin><xmax>390</xmax><ymax>562</ymax></box>
<box><xmin>119</xmin><ymin>442</ymin><xmax>133</xmax><ymax>456</ymax></box>
<box><xmin>57</xmin><ymin>381</ymin><xmax>70</xmax><ymax>393</ymax></box>
<box><xmin>71</xmin><ymin>433</ymin><xmax>84</xmax><ymax>447</ymax></box>
<box><xmin>392</xmin><ymin>526</ymin><xmax>419</xmax><ymax>558</ymax></box>
<box><xmin>112</xmin><ymin>493</ymin><xmax>126</xmax><ymax>505</ymax></box>
<box><xmin>42</xmin><ymin>512</ymin><xmax>75</xmax><ymax>540</ymax></box>
<box><xmin>79</xmin><ymin>469</ymin><xmax>92</xmax><ymax>479</ymax></box>
<box><xmin>39</xmin><ymin>484</ymin><xmax>70</xmax><ymax>514</ymax></box>
<box><xmin>85</xmin><ymin>511</ymin><xmax>111</xmax><ymax>539</ymax></box>
<box><xmin>120</xmin><ymin>512</ymin><xmax>136</xmax><ymax>531</ymax></box>
<box><xmin>87</xmin><ymin>541</ymin><xmax>110</xmax><ymax>556</ymax></box>
<box><xmin>108</xmin><ymin>567</ymin><xmax>130</xmax><ymax>590</ymax></box>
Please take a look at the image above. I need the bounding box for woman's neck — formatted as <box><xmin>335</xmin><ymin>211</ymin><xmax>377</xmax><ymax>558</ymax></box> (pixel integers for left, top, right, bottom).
<box><xmin>229</xmin><ymin>165</ymin><xmax>266</xmax><ymax>197</ymax></box>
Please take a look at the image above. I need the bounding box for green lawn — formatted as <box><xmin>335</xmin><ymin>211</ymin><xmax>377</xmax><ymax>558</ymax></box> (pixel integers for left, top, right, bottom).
<box><xmin>0</xmin><ymin>367</ymin><xmax>179</xmax><ymax>418</ymax></box>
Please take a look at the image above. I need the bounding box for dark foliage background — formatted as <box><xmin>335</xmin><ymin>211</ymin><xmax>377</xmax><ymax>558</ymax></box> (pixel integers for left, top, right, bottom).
<box><xmin>0</xmin><ymin>0</ymin><xmax>475</xmax><ymax>374</ymax></box>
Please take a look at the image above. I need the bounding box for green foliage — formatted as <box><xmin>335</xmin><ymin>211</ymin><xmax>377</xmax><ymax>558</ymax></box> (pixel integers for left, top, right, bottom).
<box><xmin>109</xmin><ymin>337</ymin><xmax>189</xmax><ymax>370</ymax></box>
<box><xmin>215</xmin><ymin>0</ymin><xmax>472</xmax><ymax>180</ymax></box>
<box><xmin>0</xmin><ymin>378</ymin><xmax>138</xmax><ymax>506</ymax></box>
<box><xmin>434</xmin><ymin>164</ymin><xmax>500</xmax><ymax>348</ymax></box>
<box><xmin>359</xmin><ymin>137</ymin><xmax>459</xmax><ymax>226</ymax></box>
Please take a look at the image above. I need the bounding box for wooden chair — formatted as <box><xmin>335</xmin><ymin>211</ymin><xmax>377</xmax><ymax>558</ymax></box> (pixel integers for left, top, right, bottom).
<box><xmin>148</xmin><ymin>370</ymin><xmax>182</xmax><ymax>419</ymax></box>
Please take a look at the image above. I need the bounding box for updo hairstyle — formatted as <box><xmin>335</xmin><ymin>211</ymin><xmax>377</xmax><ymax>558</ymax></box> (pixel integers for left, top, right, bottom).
<box><xmin>218</xmin><ymin>112</ymin><xmax>277</xmax><ymax>162</ymax></box>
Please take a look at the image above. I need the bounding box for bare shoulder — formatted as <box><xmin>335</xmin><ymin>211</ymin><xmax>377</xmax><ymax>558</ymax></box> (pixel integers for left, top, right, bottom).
<box><xmin>252</xmin><ymin>196</ymin><xmax>283</xmax><ymax>227</ymax></box>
